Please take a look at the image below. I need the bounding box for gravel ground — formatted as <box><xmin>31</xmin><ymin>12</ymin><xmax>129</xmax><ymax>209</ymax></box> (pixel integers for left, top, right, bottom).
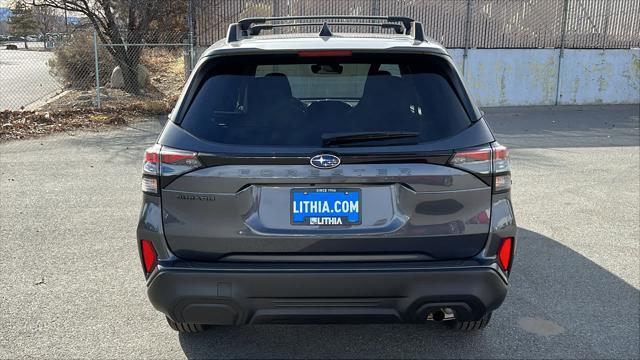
<box><xmin>0</xmin><ymin>105</ymin><xmax>638</xmax><ymax>359</ymax></box>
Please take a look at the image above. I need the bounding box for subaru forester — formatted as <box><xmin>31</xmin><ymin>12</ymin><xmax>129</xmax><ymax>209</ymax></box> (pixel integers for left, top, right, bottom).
<box><xmin>137</xmin><ymin>15</ymin><xmax>516</xmax><ymax>333</ymax></box>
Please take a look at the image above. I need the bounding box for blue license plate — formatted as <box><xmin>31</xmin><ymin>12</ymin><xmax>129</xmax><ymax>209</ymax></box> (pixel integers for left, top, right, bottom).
<box><xmin>291</xmin><ymin>188</ymin><xmax>361</xmax><ymax>226</ymax></box>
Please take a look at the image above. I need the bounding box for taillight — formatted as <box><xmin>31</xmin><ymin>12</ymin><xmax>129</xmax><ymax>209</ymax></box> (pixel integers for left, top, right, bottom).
<box><xmin>492</xmin><ymin>144</ymin><xmax>510</xmax><ymax>172</ymax></box>
<box><xmin>449</xmin><ymin>142</ymin><xmax>511</xmax><ymax>192</ymax></box>
<box><xmin>449</xmin><ymin>147</ymin><xmax>492</xmax><ymax>174</ymax></box>
<box><xmin>142</xmin><ymin>144</ymin><xmax>161</xmax><ymax>194</ymax></box>
<box><xmin>498</xmin><ymin>237</ymin><xmax>513</xmax><ymax>271</ymax></box>
<box><xmin>141</xmin><ymin>145</ymin><xmax>202</xmax><ymax>194</ymax></box>
<box><xmin>492</xmin><ymin>143</ymin><xmax>511</xmax><ymax>192</ymax></box>
<box><xmin>143</xmin><ymin>144</ymin><xmax>161</xmax><ymax>175</ymax></box>
<box><xmin>140</xmin><ymin>239</ymin><xmax>157</xmax><ymax>274</ymax></box>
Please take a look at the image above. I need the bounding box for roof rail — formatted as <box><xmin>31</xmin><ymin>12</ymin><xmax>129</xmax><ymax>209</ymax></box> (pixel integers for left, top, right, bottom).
<box><xmin>248</xmin><ymin>22</ymin><xmax>405</xmax><ymax>36</ymax></box>
<box><xmin>226</xmin><ymin>15</ymin><xmax>426</xmax><ymax>43</ymax></box>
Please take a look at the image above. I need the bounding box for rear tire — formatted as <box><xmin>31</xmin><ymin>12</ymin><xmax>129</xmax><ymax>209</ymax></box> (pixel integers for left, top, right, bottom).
<box><xmin>449</xmin><ymin>312</ymin><xmax>492</xmax><ymax>331</ymax></box>
<box><xmin>166</xmin><ymin>316</ymin><xmax>206</xmax><ymax>333</ymax></box>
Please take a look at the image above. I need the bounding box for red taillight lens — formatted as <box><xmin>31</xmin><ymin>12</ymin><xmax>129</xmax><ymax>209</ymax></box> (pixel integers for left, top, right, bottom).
<box><xmin>498</xmin><ymin>237</ymin><xmax>513</xmax><ymax>271</ymax></box>
<box><xmin>159</xmin><ymin>147</ymin><xmax>201</xmax><ymax>176</ymax></box>
<box><xmin>297</xmin><ymin>50</ymin><xmax>353</xmax><ymax>57</ymax></box>
<box><xmin>141</xmin><ymin>240</ymin><xmax>157</xmax><ymax>273</ymax></box>
<box><xmin>160</xmin><ymin>148</ymin><xmax>200</xmax><ymax>167</ymax></box>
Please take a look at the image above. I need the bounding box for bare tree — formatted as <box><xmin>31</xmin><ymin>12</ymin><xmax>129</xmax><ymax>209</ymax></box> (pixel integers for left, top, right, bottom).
<box><xmin>33</xmin><ymin>0</ymin><xmax>165</xmax><ymax>94</ymax></box>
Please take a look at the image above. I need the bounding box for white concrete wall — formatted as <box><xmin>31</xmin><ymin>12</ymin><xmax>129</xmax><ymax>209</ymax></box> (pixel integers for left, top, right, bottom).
<box><xmin>451</xmin><ymin>48</ymin><xmax>639</xmax><ymax>107</ymax></box>
<box><xmin>558</xmin><ymin>49</ymin><xmax>640</xmax><ymax>105</ymax></box>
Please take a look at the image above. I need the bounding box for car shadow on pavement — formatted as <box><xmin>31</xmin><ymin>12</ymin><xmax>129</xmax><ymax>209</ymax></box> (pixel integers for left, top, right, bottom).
<box><xmin>177</xmin><ymin>228</ymin><xmax>639</xmax><ymax>359</ymax></box>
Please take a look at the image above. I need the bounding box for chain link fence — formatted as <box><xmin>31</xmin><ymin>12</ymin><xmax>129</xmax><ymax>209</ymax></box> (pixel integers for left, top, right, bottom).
<box><xmin>91</xmin><ymin>30</ymin><xmax>190</xmax><ymax>110</ymax></box>
<box><xmin>193</xmin><ymin>0</ymin><xmax>640</xmax><ymax>50</ymax></box>
<box><xmin>0</xmin><ymin>29</ymin><xmax>190</xmax><ymax>112</ymax></box>
<box><xmin>1</xmin><ymin>0</ymin><xmax>638</xmax><ymax>114</ymax></box>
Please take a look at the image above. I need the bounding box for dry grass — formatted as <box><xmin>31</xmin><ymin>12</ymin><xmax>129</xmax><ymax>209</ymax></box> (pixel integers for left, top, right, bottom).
<box><xmin>0</xmin><ymin>109</ymin><xmax>129</xmax><ymax>141</ymax></box>
<box><xmin>142</xmin><ymin>48</ymin><xmax>185</xmax><ymax>76</ymax></box>
<box><xmin>141</xmin><ymin>48</ymin><xmax>186</xmax><ymax>100</ymax></box>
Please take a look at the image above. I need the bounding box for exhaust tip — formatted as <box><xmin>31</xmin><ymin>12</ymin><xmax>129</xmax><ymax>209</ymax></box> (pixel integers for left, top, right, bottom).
<box><xmin>427</xmin><ymin>308</ymin><xmax>455</xmax><ymax>322</ymax></box>
<box><xmin>433</xmin><ymin>310</ymin><xmax>445</xmax><ymax>321</ymax></box>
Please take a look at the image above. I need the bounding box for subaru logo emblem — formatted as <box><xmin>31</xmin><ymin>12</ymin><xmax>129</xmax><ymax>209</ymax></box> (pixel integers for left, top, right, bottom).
<box><xmin>310</xmin><ymin>154</ymin><xmax>341</xmax><ymax>169</ymax></box>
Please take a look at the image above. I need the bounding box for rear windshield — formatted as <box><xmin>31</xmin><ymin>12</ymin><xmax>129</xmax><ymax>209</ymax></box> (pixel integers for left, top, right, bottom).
<box><xmin>180</xmin><ymin>53</ymin><xmax>474</xmax><ymax>147</ymax></box>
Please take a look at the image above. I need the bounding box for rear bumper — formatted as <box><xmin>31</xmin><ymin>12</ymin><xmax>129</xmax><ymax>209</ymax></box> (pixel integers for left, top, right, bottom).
<box><xmin>147</xmin><ymin>263</ymin><xmax>508</xmax><ymax>325</ymax></box>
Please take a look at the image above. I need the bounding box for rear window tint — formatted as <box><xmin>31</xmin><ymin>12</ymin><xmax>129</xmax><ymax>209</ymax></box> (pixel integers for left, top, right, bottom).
<box><xmin>180</xmin><ymin>54</ymin><xmax>473</xmax><ymax>147</ymax></box>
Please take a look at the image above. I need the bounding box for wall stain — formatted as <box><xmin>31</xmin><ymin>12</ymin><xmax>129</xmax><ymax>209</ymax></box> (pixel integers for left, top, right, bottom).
<box><xmin>499</xmin><ymin>70</ymin><xmax>507</xmax><ymax>106</ymax></box>
<box><xmin>571</xmin><ymin>77</ymin><xmax>580</xmax><ymax>104</ymax></box>
<box><xmin>621</xmin><ymin>56</ymin><xmax>640</xmax><ymax>93</ymax></box>
<box><xmin>526</xmin><ymin>55</ymin><xmax>558</xmax><ymax>104</ymax></box>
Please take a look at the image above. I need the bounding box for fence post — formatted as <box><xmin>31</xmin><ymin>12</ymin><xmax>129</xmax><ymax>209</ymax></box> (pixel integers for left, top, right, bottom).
<box><xmin>601</xmin><ymin>0</ymin><xmax>612</xmax><ymax>50</ymax></box>
<box><xmin>371</xmin><ymin>0</ymin><xmax>381</xmax><ymax>15</ymax></box>
<box><xmin>187</xmin><ymin>0</ymin><xmax>196</xmax><ymax>74</ymax></box>
<box><xmin>462</xmin><ymin>0</ymin><xmax>472</xmax><ymax>77</ymax></box>
<box><xmin>555</xmin><ymin>0</ymin><xmax>570</xmax><ymax>106</ymax></box>
<box><xmin>93</xmin><ymin>30</ymin><xmax>101</xmax><ymax>109</ymax></box>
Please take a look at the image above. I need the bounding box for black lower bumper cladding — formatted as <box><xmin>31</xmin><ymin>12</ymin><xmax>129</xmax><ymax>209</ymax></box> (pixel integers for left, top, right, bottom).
<box><xmin>147</xmin><ymin>264</ymin><xmax>508</xmax><ymax>325</ymax></box>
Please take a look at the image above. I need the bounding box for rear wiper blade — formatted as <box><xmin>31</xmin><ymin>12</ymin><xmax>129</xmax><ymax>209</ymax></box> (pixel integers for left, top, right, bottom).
<box><xmin>322</xmin><ymin>131</ymin><xmax>420</xmax><ymax>147</ymax></box>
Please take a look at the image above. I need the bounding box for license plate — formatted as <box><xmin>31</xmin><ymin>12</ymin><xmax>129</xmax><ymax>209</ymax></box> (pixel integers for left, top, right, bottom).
<box><xmin>291</xmin><ymin>188</ymin><xmax>361</xmax><ymax>226</ymax></box>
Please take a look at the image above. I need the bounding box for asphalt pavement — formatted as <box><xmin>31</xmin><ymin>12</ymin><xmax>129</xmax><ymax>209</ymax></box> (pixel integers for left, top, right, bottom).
<box><xmin>0</xmin><ymin>105</ymin><xmax>638</xmax><ymax>359</ymax></box>
<box><xmin>0</xmin><ymin>49</ymin><xmax>62</xmax><ymax>110</ymax></box>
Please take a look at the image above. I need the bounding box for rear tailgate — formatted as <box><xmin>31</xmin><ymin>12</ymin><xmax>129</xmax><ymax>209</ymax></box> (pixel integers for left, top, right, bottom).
<box><xmin>161</xmin><ymin>159</ymin><xmax>491</xmax><ymax>262</ymax></box>
<box><xmin>159</xmin><ymin>51</ymin><xmax>493</xmax><ymax>262</ymax></box>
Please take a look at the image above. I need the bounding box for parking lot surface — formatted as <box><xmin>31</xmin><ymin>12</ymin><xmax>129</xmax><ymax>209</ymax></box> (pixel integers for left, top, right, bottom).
<box><xmin>0</xmin><ymin>49</ymin><xmax>61</xmax><ymax>110</ymax></box>
<box><xmin>0</xmin><ymin>105</ymin><xmax>638</xmax><ymax>359</ymax></box>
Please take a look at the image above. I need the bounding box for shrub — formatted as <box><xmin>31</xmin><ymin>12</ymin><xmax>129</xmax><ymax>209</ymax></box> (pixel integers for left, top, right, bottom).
<box><xmin>48</xmin><ymin>32</ymin><xmax>115</xmax><ymax>89</ymax></box>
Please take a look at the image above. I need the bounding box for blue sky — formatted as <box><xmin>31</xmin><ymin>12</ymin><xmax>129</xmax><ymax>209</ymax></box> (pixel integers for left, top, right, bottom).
<box><xmin>0</xmin><ymin>7</ymin><xmax>11</xmax><ymax>22</ymax></box>
<box><xmin>0</xmin><ymin>6</ymin><xmax>80</xmax><ymax>25</ymax></box>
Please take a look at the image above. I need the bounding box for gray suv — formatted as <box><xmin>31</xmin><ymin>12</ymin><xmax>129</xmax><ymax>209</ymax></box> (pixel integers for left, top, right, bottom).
<box><xmin>137</xmin><ymin>16</ymin><xmax>516</xmax><ymax>333</ymax></box>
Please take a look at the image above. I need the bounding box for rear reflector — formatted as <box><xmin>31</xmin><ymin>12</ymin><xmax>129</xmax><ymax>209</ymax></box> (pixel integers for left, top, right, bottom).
<box><xmin>298</xmin><ymin>50</ymin><xmax>353</xmax><ymax>57</ymax></box>
<box><xmin>498</xmin><ymin>237</ymin><xmax>513</xmax><ymax>271</ymax></box>
<box><xmin>141</xmin><ymin>240</ymin><xmax>157</xmax><ymax>274</ymax></box>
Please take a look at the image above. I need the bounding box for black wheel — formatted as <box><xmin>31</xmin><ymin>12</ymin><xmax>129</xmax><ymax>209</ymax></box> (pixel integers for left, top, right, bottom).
<box><xmin>166</xmin><ymin>316</ymin><xmax>206</xmax><ymax>333</ymax></box>
<box><xmin>449</xmin><ymin>312</ymin><xmax>492</xmax><ymax>331</ymax></box>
